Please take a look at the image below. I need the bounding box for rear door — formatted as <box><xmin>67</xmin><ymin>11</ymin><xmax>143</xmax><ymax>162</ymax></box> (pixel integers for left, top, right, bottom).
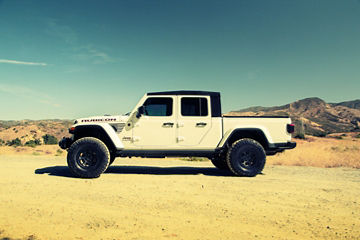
<box><xmin>177</xmin><ymin>96</ymin><xmax>212</xmax><ymax>146</ymax></box>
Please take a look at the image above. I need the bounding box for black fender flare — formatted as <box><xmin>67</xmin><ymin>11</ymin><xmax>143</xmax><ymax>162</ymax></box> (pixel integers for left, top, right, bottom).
<box><xmin>73</xmin><ymin>125</ymin><xmax>118</xmax><ymax>152</ymax></box>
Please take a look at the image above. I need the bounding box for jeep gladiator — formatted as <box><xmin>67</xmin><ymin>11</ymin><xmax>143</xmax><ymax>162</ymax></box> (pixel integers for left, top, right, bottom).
<box><xmin>59</xmin><ymin>90</ymin><xmax>296</xmax><ymax>178</ymax></box>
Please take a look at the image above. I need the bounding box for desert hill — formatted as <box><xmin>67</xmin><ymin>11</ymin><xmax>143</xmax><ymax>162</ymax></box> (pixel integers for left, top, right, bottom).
<box><xmin>227</xmin><ymin>97</ymin><xmax>360</xmax><ymax>136</ymax></box>
<box><xmin>0</xmin><ymin>120</ymin><xmax>72</xmax><ymax>145</ymax></box>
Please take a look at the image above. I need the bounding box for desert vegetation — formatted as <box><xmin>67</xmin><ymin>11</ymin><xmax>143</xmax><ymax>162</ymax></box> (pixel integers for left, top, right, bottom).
<box><xmin>268</xmin><ymin>135</ymin><xmax>360</xmax><ymax>168</ymax></box>
<box><xmin>0</xmin><ymin>120</ymin><xmax>72</xmax><ymax>146</ymax></box>
<box><xmin>42</xmin><ymin>134</ymin><xmax>58</xmax><ymax>145</ymax></box>
<box><xmin>6</xmin><ymin>138</ymin><xmax>22</xmax><ymax>147</ymax></box>
<box><xmin>180</xmin><ymin>135</ymin><xmax>360</xmax><ymax>169</ymax></box>
<box><xmin>24</xmin><ymin>139</ymin><xmax>41</xmax><ymax>148</ymax></box>
<box><xmin>0</xmin><ymin>134</ymin><xmax>58</xmax><ymax>147</ymax></box>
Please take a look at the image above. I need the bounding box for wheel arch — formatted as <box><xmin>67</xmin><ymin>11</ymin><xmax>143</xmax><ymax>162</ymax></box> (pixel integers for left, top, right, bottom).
<box><xmin>73</xmin><ymin>124</ymin><xmax>123</xmax><ymax>153</ymax></box>
<box><xmin>220</xmin><ymin>128</ymin><xmax>270</xmax><ymax>151</ymax></box>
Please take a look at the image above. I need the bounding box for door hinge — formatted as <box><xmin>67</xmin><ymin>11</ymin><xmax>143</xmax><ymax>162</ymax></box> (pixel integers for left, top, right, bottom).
<box><xmin>177</xmin><ymin>122</ymin><xmax>184</xmax><ymax>128</ymax></box>
<box><xmin>132</xmin><ymin>136</ymin><xmax>140</xmax><ymax>142</ymax></box>
<box><xmin>177</xmin><ymin>136</ymin><xmax>185</xmax><ymax>142</ymax></box>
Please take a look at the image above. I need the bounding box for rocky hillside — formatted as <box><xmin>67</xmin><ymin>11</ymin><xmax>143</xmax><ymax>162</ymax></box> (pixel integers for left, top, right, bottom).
<box><xmin>330</xmin><ymin>99</ymin><xmax>360</xmax><ymax>110</ymax></box>
<box><xmin>227</xmin><ymin>98</ymin><xmax>360</xmax><ymax>136</ymax></box>
<box><xmin>0</xmin><ymin>120</ymin><xmax>72</xmax><ymax>145</ymax></box>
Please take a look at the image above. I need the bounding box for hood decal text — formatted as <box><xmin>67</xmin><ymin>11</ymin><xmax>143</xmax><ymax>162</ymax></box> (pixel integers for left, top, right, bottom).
<box><xmin>81</xmin><ymin>118</ymin><xmax>117</xmax><ymax>123</ymax></box>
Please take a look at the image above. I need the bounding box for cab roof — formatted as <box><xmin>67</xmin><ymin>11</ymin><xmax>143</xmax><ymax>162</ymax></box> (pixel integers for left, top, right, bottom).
<box><xmin>147</xmin><ymin>90</ymin><xmax>220</xmax><ymax>97</ymax></box>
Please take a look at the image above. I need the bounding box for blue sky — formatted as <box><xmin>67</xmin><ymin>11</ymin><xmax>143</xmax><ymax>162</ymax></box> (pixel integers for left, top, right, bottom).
<box><xmin>0</xmin><ymin>0</ymin><xmax>359</xmax><ymax>120</ymax></box>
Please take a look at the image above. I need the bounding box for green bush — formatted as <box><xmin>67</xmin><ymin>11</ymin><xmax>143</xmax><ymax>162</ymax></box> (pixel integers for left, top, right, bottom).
<box><xmin>42</xmin><ymin>134</ymin><xmax>58</xmax><ymax>145</ymax></box>
<box><xmin>294</xmin><ymin>133</ymin><xmax>305</xmax><ymax>139</ymax></box>
<box><xmin>25</xmin><ymin>139</ymin><xmax>41</xmax><ymax>148</ymax></box>
<box><xmin>0</xmin><ymin>138</ymin><xmax>5</xmax><ymax>146</ymax></box>
<box><xmin>355</xmin><ymin>134</ymin><xmax>360</xmax><ymax>139</ymax></box>
<box><xmin>313</xmin><ymin>132</ymin><xmax>327</xmax><ymax>137</ymax></box>
<box><xmin>7</xmin><ymin>138</ymin><xmax>22</xmax><ymax>147</ymax></box>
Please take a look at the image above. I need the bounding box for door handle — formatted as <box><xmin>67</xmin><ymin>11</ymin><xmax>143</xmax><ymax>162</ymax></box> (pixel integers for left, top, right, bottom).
<box><xmin>163</xmin><ymin>122</ymin><xmax>174</xmax><ymax>127</ymax></box>
<box><xmin>196</xmin><ymin>122</ymin><xmax>207</xmax><ymax>126</ymax></box>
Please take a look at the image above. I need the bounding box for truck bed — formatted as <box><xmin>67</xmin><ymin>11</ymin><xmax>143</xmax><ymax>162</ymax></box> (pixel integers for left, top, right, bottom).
<box><xmin>222</xmin><ymin>116</ymin><xmax>292</xmax><ymax>144</ymax></box>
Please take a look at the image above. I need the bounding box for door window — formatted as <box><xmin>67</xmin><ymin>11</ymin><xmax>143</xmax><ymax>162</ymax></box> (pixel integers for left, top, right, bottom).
<box><xmin>143</xmin><ymin>97</ymin><xmax>173</xmax><ymax>116</ymax></box>
<box><xmin>181</xmin><ymin>97</ymin><xmax>208</xmax><ymax>116</ymax></box>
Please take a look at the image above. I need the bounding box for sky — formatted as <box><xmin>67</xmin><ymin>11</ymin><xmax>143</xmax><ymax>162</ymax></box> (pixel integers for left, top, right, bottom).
<box><xmin>0</xmin><ymin>0</ymin><xmax>359</xmax><ymax>120</ymax></box>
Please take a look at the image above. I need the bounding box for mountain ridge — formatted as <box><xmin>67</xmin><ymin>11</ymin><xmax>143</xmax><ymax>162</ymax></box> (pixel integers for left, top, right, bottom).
<box><xmin>228</xmin><ymin>97</ymin><xmax>360</xmax><ymax>135</ymax></box>
<box><xmin>330</xmin><ymin>99</ymin><xmax>360</xmax><ymax>109</ymax></box>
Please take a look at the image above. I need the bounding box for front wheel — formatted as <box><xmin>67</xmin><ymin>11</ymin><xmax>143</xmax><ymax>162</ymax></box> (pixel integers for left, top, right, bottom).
<box><xmin>67</xmin><ymin>137</ymin><xmax>110</xmax><ymax>178</ymax></box>
<box><xmin>226</xmin><ymin>138</ymin><xmax>266</xmax><ymax>177</ymax></box>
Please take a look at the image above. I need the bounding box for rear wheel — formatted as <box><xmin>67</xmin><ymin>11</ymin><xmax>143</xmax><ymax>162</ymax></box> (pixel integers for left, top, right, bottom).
<box><xmin>226</xmin><ymin>138</ymin><xmax>266</xmax><ymax>177</ymax></box>
<box><xmin>67</xmin><ymin>137</ymin><xmax>110</xmax><ymax>178</ymax></box>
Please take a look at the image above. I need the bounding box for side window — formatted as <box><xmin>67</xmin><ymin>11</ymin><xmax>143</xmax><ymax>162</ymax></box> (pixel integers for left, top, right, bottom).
<box><xmin>181</xmin><ymin>97</ymin><xmax>208</xmax><ymax>116</ymax></box>
<box><xmin>143</xmin><ymin>97</ymin><xmax>173</xmax><ymax>116</ymax></box>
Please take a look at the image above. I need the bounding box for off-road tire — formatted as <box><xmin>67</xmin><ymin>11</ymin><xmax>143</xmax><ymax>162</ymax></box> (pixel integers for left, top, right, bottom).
<box><xmin>67</xmin><ymin>137</ymin><xmax>110</xmax><ymax>178</ymax></box>
<box><xmin>226</xmin><ymin>138</ymin><xmax>266</xmax><ymax>177</ymax></box>
<box><xmin>210</xmin><ymin>156</ymin><xmax>229</xmax><ymax>170</ymax></box>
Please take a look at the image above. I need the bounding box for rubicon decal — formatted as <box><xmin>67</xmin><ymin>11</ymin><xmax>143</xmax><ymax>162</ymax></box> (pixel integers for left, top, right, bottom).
<box><xmin>81</xmin><ymin>118</ymin><xmax>117</xmax><ymax>123</ymax></box>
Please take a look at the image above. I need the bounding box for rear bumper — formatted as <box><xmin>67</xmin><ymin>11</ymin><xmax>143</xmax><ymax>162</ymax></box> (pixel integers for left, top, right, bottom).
<box><xmin>266</xmin><ymin>141</ymin><xmax>296</xmax><ymax>155</ymax></box>
<box><xmin>59</xmin><ymin>137</ymin><xmax>73</xmax><ymax>150</ymax></box>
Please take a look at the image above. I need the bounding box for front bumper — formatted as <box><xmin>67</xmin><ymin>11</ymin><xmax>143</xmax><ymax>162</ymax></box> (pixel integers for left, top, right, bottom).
<box><xmin>266</xmin><ymin>141</ymin><xmax>296</xmax><ymax>155</ymax></box>
<box><xmin>59</xmin><ymin>137</ymin><xmax>73</xmax><ymax>150</ymax></box>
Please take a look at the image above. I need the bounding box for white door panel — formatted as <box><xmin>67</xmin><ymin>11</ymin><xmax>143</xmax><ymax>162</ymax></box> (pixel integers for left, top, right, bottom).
<box><xmin>132</xmin><ymin>96</ymin><xmax>177</xmax><ymax>148</ymax></box>
<box><xmin>177</xmin><ymin>118</ymin><xmax>211</xmax><ymax>145</ymax></box>
<box><xmin>177</xmin><ymin>96</ymin><xmax>212</xmax><ymax>146</ymax></box>
<box><xmin>133</xmin><ymin>116</ymin><xmax>176</xmax><ymax>146</ymax></box>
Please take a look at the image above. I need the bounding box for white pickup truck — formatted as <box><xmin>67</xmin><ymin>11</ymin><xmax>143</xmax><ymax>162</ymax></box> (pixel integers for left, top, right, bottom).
<box><xmin>59</xmin><ymin>90</ymin><xmax>296</xmax><ymax>178</ymax></box>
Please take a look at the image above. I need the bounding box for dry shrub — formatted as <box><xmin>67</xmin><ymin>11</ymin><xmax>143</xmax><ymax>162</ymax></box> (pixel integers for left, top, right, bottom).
<box><xmin>0</xmin><ymin>145</ymin><xmax>60</xmax><ymax>156</ymax></box>
<box><xmin>268</xmin><ymin>137</ymin><xmax>360</xmax><ymax>169</ymax></box>
<box><xmin>15</xmin><ymin>147</ymin><xmax>27</xmax><ymax>153</ymax></box>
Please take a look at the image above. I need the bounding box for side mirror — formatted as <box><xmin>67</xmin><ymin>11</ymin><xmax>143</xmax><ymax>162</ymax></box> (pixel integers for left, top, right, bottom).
<box><xmin>136</xmin><ymin>106</ymin><xmax>145</xmax><ymax>118</ymax></box>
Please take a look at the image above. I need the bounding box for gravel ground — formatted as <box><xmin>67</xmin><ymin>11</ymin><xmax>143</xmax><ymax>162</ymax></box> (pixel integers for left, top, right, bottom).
<box><xmin>0</xmin><ymin>155</ymin><xmax>359</xmax><ymax>240</ymax></box>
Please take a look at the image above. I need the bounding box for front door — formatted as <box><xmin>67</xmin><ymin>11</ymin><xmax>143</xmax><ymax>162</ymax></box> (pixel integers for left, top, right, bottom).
<box><xmin>132</xmin><ymin>96</ymin><xmax>177</xmax><ymax>148</ymax></box>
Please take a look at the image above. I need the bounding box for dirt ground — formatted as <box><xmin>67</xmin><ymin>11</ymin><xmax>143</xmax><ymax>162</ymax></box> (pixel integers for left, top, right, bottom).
<box><xmin>0</xmin><ymin>155</ymin><xmax>359</xmax><ymax>240</ymax></box>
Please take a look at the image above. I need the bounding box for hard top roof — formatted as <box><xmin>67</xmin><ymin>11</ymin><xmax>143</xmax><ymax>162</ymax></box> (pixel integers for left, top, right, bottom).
<box><xmin>147</xmin><ymin>90</ymin><xmax>220</xmax><ymax>97</ymax></box>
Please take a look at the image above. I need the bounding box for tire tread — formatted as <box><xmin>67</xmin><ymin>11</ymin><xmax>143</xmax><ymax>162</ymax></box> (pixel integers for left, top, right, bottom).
<box><xmin>226</xmin><ymin>138</ymin><xmax>266</xmax><ymax>177</ymax></box>
<box><xmin>67</xmin><ymin>137</ymin><xmax>110</xmax><ymax>178</ymax></box>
